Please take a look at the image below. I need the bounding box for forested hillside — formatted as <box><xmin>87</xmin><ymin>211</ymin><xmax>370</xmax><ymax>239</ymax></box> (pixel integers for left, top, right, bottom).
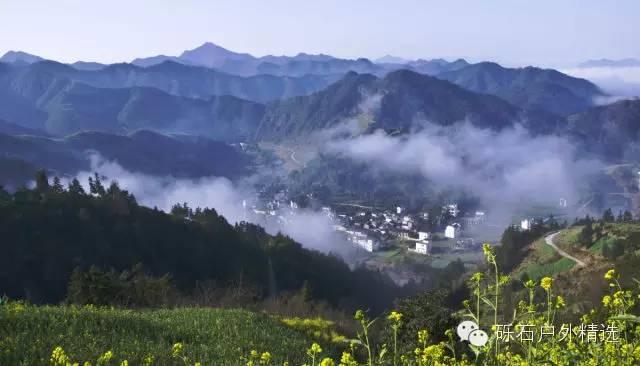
<box><xmin>0</xmin><ymin>172</ymin><xmax>403</xmax><ymax>311</ymax></box>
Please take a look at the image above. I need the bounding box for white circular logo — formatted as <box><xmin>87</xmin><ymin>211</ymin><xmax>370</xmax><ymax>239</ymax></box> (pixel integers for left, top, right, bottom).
<box><xmin>456</xmin><ymin>320</ymin><xmax>479</xmax><ymax>341</ymax></box>
<box><xmin>468</xmin><ymin>329</ymin><xmax>489</xmax><ymax>347</ymax></box>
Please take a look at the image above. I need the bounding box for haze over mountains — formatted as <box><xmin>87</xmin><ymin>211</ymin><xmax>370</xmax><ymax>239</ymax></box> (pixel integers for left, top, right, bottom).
<box><xmin>0</xmin><ymin>41</ymin><xmax>637</xmax><ymax>190</ymax></box>
<box><xmin>578</xmin><ymin>59</ymin><xmax>640</xmax><ymax>68</ymax></box>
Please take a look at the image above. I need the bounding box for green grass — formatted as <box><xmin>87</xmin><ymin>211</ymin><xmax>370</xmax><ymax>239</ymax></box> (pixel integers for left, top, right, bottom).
<box><xmin>553</xmin><ymin>226</ymin><xmax>581</xmax><ymax>249</ymax></box>
<box><xmin>375</xmin><ymin>249</ymin><xmax>401</xmax><ymax>259</ymax></box>
<box><xmin>0</xmin><ymin>303</ymin><xmax>332</xmax><ymax>365</ymax></box>
<box><xmin>519</xmin><ymin>257</ymin><xmax>576</xmax><ymax>281</ymax></box>
<box><xmin>428</xmin><ymin>258</ymin><xmax>452</xmax><ymax>269</ymax></box>
<box><xmin>515</xmin><ymin>238</ymin><xmax>575</xmax><ymax>280</ymax></box>
<box><xmin>590</xmin><ymin>236</ymin><xmax>617</xmax><ymax>254</ymax></box>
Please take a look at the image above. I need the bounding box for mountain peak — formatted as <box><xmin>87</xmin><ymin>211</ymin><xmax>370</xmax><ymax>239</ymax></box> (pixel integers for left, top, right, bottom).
<box><xmin>192</xmin><ymin>42</ymin><xmax>232</xmax><ymax>53</ymax></box>
<box><xmin>375</xmin><ymin>55</ymin><xmax>410</xmax><ymax>64</ymax></box>
<box><xmin>178</xmin><ymin>42</ymin><xmax>255</xmax><ymax>68</ymax></box>
<box><xmin>0</xmin><ymin>51</ymin><xmax>44</xmax><ymax>64</ymax></box>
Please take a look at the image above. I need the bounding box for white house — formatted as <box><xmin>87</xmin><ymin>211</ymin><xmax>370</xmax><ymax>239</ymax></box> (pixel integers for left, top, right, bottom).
<box><xmin>415</xmin><ymin>241</ymin><xmax>430</xmax><ymax>255</ymax></box>
<box><xmin>521</xmin><ymin>219</ymin><xmax>532</xmax><ymax>231</ymax></box>
<box><xmin>355</xmin><ymin>238</ymin><xmax>379</xmax><ymax>252</ymax></box>
<box><xmin>445</xmin><ymin>223</ymin><xmax>462</xmax><ymax>239</ymax></box>
<box><xmin>408</xmin><ymin>241</ymin><xmax>430</xmax><ymax>255</ymax></box>
<box><xmin>418</xmin><ymin>231</ymin><xmax>431</xmax><ymax>241</ymax></box>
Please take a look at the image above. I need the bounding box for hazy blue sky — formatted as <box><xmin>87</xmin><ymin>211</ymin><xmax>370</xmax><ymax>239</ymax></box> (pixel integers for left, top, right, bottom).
<box><xmin>0</xmin><ymin>0</ymin><xmax>637</xmax><ymax>67</ymax></box>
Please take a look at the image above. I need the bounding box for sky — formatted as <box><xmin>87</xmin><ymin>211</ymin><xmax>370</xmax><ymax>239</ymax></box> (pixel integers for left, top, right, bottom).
<box><xmin>0</xmin><ymin>0</ymin><xmax>638</xmax><ymax>67</ymax></box>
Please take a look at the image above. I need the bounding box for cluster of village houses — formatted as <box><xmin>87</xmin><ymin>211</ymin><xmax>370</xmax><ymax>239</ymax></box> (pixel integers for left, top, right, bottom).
<box><xmin>246</xmin><ymin>195</ymin><xmax>476</xmax><ymax>253</ymax></box>
<box><xmin>246</xmin><ymin>192</ymin><xmax>556</xmax><ymax>256</ymax></box>
<box><xmin>246</xmin><ymin>188</ymin><xmax>564</xmax><ymax>259</ymax></box>
<box><xmin>329</xmin><ymin>203</ymin><xmax>489</xmax><ymax>254</ymax></box>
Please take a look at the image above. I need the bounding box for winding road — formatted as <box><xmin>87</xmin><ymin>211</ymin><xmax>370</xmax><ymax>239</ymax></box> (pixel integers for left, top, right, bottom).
<box><xmin>544</xmin><ymin>232</ymin><xmax>586</xmax><ymax>267</ymax></box>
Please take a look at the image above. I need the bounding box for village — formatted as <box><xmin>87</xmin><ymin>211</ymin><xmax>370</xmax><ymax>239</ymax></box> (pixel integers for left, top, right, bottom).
<box><xmin>245</xmin><ymin>192</ymin><xmax>496</xmax><ymax>255</ymax></box>
<box><xmin>241</xmin><ymin>190</ymin><xmax>568</xmax><ymax>284</ymax></box>
<box><xmin>328</xmin><ymin>203</ymin><xmax>484</xmax><ymax>255</ymax></box>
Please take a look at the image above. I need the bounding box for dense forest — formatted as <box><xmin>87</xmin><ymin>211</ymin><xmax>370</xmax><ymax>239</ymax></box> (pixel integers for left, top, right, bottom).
<box><xmin>0</xmin><ymin>171</ymin><xmax>409</xmax><ymax>312</ymax></box>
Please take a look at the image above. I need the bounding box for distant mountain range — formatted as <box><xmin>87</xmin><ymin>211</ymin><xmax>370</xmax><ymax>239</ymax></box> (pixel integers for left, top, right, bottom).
<box><xmin>0</xmin><ymin>42</ymin><xmax>472</xmax><ymax>80</ymax></box>
<box><xmin>0</xmin><ymin>60</ymin><xmax>338</xmax><ymax>104</ymax></box>
<box><xmin>437</xmin><ymin>62</ymin><xmax>603</xmax><ymax>116</ymax></box>
<box><xmin>0</xmin><ymin>42</ymin><xmax>631</xmax><ymax>187</ymax></box>
<box><xmin>578</xmin><ymin>59</ymin><xmax>640</xmax><ymax>68</ymax></box>
<box><xmin>131</xmin><ymin>42</ymin><xmax>384</xmax><ymax>77</ymax></box>
<box><xmin>0</xmin><ymin>57</ymin><xmax>602</xmax><ymax>141</ymax></box>
<box><xmin>567</xmin><ymin>99</ymin><xmax>640</xmax><ymax>160</ymax></box>
<box><xmin>0</xmin><ymin>129</ymin><xmax>249</xmax><ymax>185</ymax></box>
<box><xmin>0</xmin><ymin>64</ymin><xmax>268</xmax><ymax>139</ymax></box>
<box><xmin>255</xmin><ymin>69</ymin><xmax>564</xmax><ymax>141</ymax></box>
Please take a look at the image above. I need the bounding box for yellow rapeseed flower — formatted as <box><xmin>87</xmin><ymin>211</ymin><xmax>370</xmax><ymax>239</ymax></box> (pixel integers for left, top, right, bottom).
<box><xmin>320</xmin><ymin>358</ymin><xmax>335</xmax><ymax>366</ymax></box>
<box><xmin>418</xmin><ymin>329</ymin><xmax>429</xmax><ymax>345</ymax></box>
<box><xmin>50</xmin><ymin>346</ymin><xmax>69</xmax><ymax>365</ymax></box>
<box><xmin>541</xmin><ymin>277</ymin><xmax>553</xmax><ymax>291</ymax></box>
<box><xmin>605</xmin><ymin>269</ymin><xmax>616</xmax><ymax>281</ymax></box>
<box><xmin>309</xmin><ymin>342</ymin><xmax>322</xmax><ymax>355</ymax></box>
<box><xmin>339</xmin><ymin>352</ymin><xmax>358</xmax><ymax>366</ymax></box>
<box><xmin>172</xmin><ymin>342</ymin><xmax>184</xmax><ymax>358</ymax></box>
<box><xmin>387</xmin><ymin>311</ymin><xmax>403</xmax><ymax>323</ymax></box>
<box><xmin>482</xmin><ymin>243</ymin><xmax>493</xmax><ymax>258</ymax></box>
<box><xmin>260</xmin><ymin>351</ymin><xmax>272</xmax><ymax>363</ymax></box>
<box><xmin>471</xmin><ymin>272</ymin><xmax>484</xmax><ymax>282</ymax></box>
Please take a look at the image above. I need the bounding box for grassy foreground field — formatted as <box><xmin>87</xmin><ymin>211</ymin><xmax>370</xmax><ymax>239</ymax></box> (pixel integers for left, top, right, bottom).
<box><xmin>0</xmin><ymin>303</ymin><xmax>330</xmax><ymax>365</ymax></box>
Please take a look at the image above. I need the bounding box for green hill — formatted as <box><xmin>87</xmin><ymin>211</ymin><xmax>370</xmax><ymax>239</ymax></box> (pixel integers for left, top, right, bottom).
<box><xmin>508</xmin><ymin>220</ymin><xmax>640</xmax><ymax>310</ymax></box>
<box><xmin>0</xmin><ymin>130</ymin><xmax>250</xmax><ymax>185</ymax></box>
<box><xmin>0</xmin><ymin>173</ymin><xmax>401</xmax><ymax>310</ymax></box>
<box><xmin>255</xmin><ymin>69</ymin><xmax>559</xmax><ymax>141</ymax></box>
<box><xmin>567</xmin><ymin>99</ymin><xmax>640</xmax><ymax>161</ymax></box>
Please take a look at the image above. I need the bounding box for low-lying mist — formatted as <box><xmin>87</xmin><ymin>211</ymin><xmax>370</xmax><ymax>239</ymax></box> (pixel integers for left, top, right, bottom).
<box><xmin>72</xmin><ymin>155</ymin><xmax>358</xmax><ymax>260</ymax></box>
<box><xmin>70</xmin><ymin>116</ymin><xmax>604</xmax><ymax>255</ymax></box>
<box><xmin>324</xmin><ymin>121</ymin><xmax>603</xmax><ymax>225</ymax></box>
<box><xmin>562</xmin><ymin>66</ymin><xmax>640</xmax><ymax>101</ymax></box>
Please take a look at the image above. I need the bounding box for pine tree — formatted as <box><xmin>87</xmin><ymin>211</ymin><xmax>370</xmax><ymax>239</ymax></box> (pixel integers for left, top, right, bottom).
<box><xmin>602</xmin><ymin>208</ymin><xmax>615</xmax><ymax>223</ymax></box>
<box><xmin>35</xmin><ymin>170</ymin><xmax>49</xmax><ymax>192</ymax></box>
<box><xmin>89</xmin><ymin>173</ymin><xmax>106</xmax><ymax>197</ymax></box>
<box><xmin>623</xmin><ymin>210</ymin><xmax>634</xmax><ymax>223</ymax></box>
<box><xmin>579</xmin><ymin>221</ymin><xmax>594</xmax><ymax>247</ymax></box>
<box><xmin>68</xmin><ymin>178</ymin><xmax>85</xmax><ymax>195</ymax></box>
<box><xmin>51</xmin><ymin>177</ymin><xmax>64</xmax><ymax>194</ymax></box>
<box><xmin>0</xmin><ymin>185</ymin><xmax>10</xmax><ymax>205</ymax></box>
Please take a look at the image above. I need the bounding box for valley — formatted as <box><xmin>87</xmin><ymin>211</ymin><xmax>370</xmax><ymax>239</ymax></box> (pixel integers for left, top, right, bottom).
<box><xmin>0</xmin><ymin>8</ymin><xmax>639</xmax><ymax>362</ymax></box>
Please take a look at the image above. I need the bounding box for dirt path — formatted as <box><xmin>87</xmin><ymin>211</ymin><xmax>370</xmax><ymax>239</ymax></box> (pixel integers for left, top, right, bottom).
<box><xmin>545</xmin><ymin>232</ymin><xmax>586</xmax><ymax>267</ymax></box>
